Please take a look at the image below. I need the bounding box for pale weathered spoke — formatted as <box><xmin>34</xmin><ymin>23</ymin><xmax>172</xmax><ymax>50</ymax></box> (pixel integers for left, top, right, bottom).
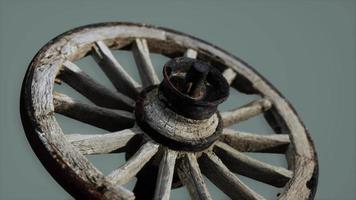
<box><xmin>221</xmin><ymin>98</ymin><xmax>272</xmax><ymax>127</ymax></box>
<box><xmin>221</xmin><ymin>129</ymin><xmax>290</xmax><ymax>153</ymax></box>
<box><xmin>177</xmin><ymin>153</ymin><xmax>212</xmax><ymax>200</ymax></box>
<box><xmin>53</xmin><ymin>92</ymin><xmax>135</xmax><ymax>131</ymax></box>
<box><xmin>58</xmin><ymin>60</ymin><xmax>135</xmax><ymax>111</ymax></box>
<box><xmin>184</xmin><ymin>48</ymin><xmax>198</xmax><ymax>58</ymax></box>
<box><xmin>154</xmin><ymin>148</ymin><xmax>177</xmax><ymax>200</ymax></box>
<box><xmin>222</xmin><ymin>68</ymin><xmax>237</xmax><ymax>85</ymax></box>
<box><xmin>199</xmin><ymin>152</ymin><xmax>265</xmax><ymax>200</ymax></box>
<box><xmin>113</xmin><ymin>185</ymin><xmax>135</xmax><ymax>200</ymax></box>
<box><xmin>92</xmin><ymin>41</ymin><xmax>140</xmax><ymax>98</ymax></box>
<box><xmin>65</xmin><ymin>128</ymin><xmax>143</xmax><ymax>155</ymax></box>
<box><xmin>107</xmin><ymin>141</ymin><xmax>159</xmax><ymax>185</ymax></box>
<box><xmin>132</xmin><ymin>38</ymin><xmax>160</xmax><ymax>87</ymax></box>
<box><xmin>214</xmin><ymin>142</ymin><xmax>293</xmax><ymax>187</ymax></box>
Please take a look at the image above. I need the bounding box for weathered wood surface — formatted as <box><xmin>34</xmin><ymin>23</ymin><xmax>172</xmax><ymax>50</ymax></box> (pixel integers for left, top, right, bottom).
<box><xmin>132</xmin><ymin>38</ymin><xmax>160</xmax><ymax>87</ymax></box>
<box><xmin>177</xmin><ymin>153</ymin><xmax>212</xmax><ymax>200</ymax></box>
<box><xmin>144</xmin><ymin>88</ymin><xmax>219</xmax><ymax>141</ymax></box>
<box><xmin>279</xmin><ymin>156</ymin><xmax>317</xmax><ymax>200</ymax></box>
<box><xmin>184</xmin><ymin>48</ymin><xmax>198</xmax><ymax>58</ymax></box>
<box><xmin>153</xmin><ymin>148</ymin><xmax>177</xmax><ymax>200</ymax></box>
<box><xmin>107</xmin><ymin>141</ymin><xmax>159</xmax><ymax>185</ymax></box>
<box><xmin>220</xmin><ymin>128</ymin><xmax>290</xmax><ymax>153</ymax></box>
<box><xmin>214</xmin><ymin>142</ymin><xmax>293</xmax><ymax>187</ymax></box>
<box><xmin>113</xmin><ymin>186</ymin><xmax>135</xmax><ymax>200</ymax></box>
<box><xmin>221</xmin><ymin>98</ymin><xmax>272</xmax><ymax>127</ymax></box>
<box><xmin>58</xmin><ymin>60</ymin><xmax>135</xmax><ymax>111</ymax></box>
<box><xmin>92</xmin><ymin>41</ymin><xmax>140</xmax><ymax>98</ymax></box>
<box><xmin>199</xmin><ymin>152</ymin><xmax>265</xmax><ymax>200</ymax></box>
<box><xmin>23</xmin><ymin>44</ymin><xmax>136</xmax><ymax>199</ymax></box>
<box><xmin>53</xmin><ymin>92</ymin><xmax>135</xmax><ymax>131</ymax></box>
<box><xmin>22</xmin><ymin>23</ymin><xmax>318</xmax><ymax>200</ymax></box>
<box><xmin>222</xmin><ymin>68</ymin><xmax>237</xmax><ymax>85</ymax></box>
<box><xmin>66</xmin><ymin>128</ymin><xmax>143</xmax><ymax>155</ymax></box>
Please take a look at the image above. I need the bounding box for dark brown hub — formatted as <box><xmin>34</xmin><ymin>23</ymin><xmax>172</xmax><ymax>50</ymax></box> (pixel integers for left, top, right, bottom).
<box><xmin>135</xmin><ymin>57</ymin><xmax>229</xmax><ymax>151</ymax></box>
<box><xmin>160</xmin><ymin>57</ymin><xmax>229</xmax><ymax>120</ymax></box>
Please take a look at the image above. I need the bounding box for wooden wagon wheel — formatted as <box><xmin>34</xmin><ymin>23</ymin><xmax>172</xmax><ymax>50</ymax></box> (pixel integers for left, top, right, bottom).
<box><xmin>20</xmin><ymin>22</ymin><xmax>318</xmax><ymax>200</ymax></box>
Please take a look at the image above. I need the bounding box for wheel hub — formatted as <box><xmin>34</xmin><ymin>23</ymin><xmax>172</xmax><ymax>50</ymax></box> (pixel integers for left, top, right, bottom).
<box><xmin>21</xmin><ymin>23</ymin><xmax>318</xmax><ymax>200</ymax></box>
<box><xmin>135</xmin><ymin>57</ymin><xmax>229</xmax><ymax>151</ymax></box>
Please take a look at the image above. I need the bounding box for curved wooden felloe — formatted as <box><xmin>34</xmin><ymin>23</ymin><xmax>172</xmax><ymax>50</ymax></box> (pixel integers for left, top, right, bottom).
<box><xmin>20</xmin><ymin>22</ymin><xmax>318</xmax><ymax>200</ymax></box>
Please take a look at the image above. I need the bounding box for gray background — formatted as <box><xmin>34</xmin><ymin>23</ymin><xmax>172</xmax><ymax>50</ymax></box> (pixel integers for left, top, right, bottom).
<box><xmin>0</xmin><ymin>0</ymin><xmax>355</xmax><ymax>199</ymax></box>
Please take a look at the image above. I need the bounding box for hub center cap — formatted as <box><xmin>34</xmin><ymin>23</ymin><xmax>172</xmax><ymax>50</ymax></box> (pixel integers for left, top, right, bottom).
<box><xmin>135</xmin><ymin>57</ymin><xmax>229</xmax><ymax>151</ymax></box>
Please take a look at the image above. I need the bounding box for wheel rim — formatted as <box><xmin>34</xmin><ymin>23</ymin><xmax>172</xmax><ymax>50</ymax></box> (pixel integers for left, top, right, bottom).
<box><xmin>20</xmin><ymin>22</ymin><xmax>318</xmax><ymax>200</ymax></box>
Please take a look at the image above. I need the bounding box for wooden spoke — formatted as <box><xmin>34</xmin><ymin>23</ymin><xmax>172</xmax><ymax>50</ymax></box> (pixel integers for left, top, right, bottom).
<box><xmin>53</xmin><ymin>92</ymin><xmax>135</xmax><ymax>131</ymax></box>
<box><xmin>177</xmin><ymin>153</ymin><xmax>212</xmax><ymax>200</ymax></box>
<box><xmin>132</xmin><ymin>38</ymin><xmax>160</xmax><ymax>87</ymax></box>
<box><xmin>154</xmin><ymin>149</ymin><xmax>177</xmax><ymax>200</ymax></box>
<box><xmin>199</xmin><ymin>152</ymin><xmax>265</xmax><ymax>200</ymax></box>
<box><xmin>113</xmin><ymin>185</ymin><xmax>135</xmax><ymax>200</ymax></box>
<box><xmin>92</xmin><ymin>41</ymin><xmax>140</xmax><ymax>98</ymax></box>
<box><xmin>22</xmin><ymin>23</ymin><xmax>319</xmax><ymax>200</ymax></box>
<box><xmin>184</xmin><ymin>48</ymin><xmax>197</xmax><ymax>58</ymax></box>
<box><xmin>65</xmin><ymin>128</ymin><xmax>143</xmax><ymax>155</ymax></box>
<box><xmin>221</xmin><ymin>129</ymin><xmax>290</xmax><ymax>153</ymax></box>
<box><xmin>221</xmin><ymin>98</ymin><xmax>272</xmax><ymax>127</ymax></box>
<box><xmin>222</xmin><ymin>68</ymin><xmax>237</xmax><ymax>85</ymax></box>
<box><xmin>58</xmin><ymin>61</ymin><xmax>135</xmax><ymax>111</ymax></box>
<box><xmin>107</xmin><ymin>141</ymin><xmax>159</xmax><ymax>185</ymax></box>
<box><xmin>214</xmin><ymin>142</ymin><xmax>293</xmax><ymax>187</ymax></box>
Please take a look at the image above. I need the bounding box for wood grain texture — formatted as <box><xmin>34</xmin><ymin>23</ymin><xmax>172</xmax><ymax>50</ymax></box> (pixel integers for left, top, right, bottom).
<box><xmin>142</xmin><ymin>88</ymin><xmax>219</xmax><ymax>144</ymax></box>
<box><xmin>132</xmin><ymin>38</ymin><xmax>160</xmax><ymax>87</ymax></box>
<box><xmin>92</xmin><ymin>41</ymin><xmax>140</xmax><ymax>98</ymax></box>
<box><xmin>214</xmin><ymin>142</ymin><xmax>293</xmax><ymax>187</ymax></box>
<box><xmin>21</xmin><ymin>22</ymin><xmax>317</xmax><ymax>200</ymax></box>
<box><xmin>66</xmin><ymin>128</ymin><xmax>143</xmax><ymax>155</ymax></box>
<box><xmin>58</xmin><ymin>60</ymin><xmax>135</xmax><ymax>111</ymax></box>
<box><xmin>53</xmin><ymin>92</ymin><xmax>135</xmax><ymax>131</ymax></box>
<box><xmin>154</xmin><ymin>148</ymin><xmax>177</xmax><ymax>200</ymax></box>
<box><xmin>199</xmin><ymin>152</ymin><xmax>265</xmax><ymax>200</ymax></box>
<box><xmin>23</xmin><ymin>51</ymin><xmax>135</xmax><ymax>199</ymax></box>
<box><xmin>221</xmin><ymin>98</ymin><xmax>272</xmax><ymax>127</ymax></box>
<box><xmin>177</xmin><ymin>153</ymin><xmax>212</xmax><ymax>200</ymax></box>
<box><xmin>220</xmin><ymin>128</ymin><xmax>290</xmax><ymax>153</ymax></box>
<box><xmin>279</xmin><ymin>156</ymin><xmax>317</xmax><ymax>200</ymax></box>
<box><xmin>107</xmin><ymin>141</ymin><xmax>159</xmax><ymax>185</ymax></box>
